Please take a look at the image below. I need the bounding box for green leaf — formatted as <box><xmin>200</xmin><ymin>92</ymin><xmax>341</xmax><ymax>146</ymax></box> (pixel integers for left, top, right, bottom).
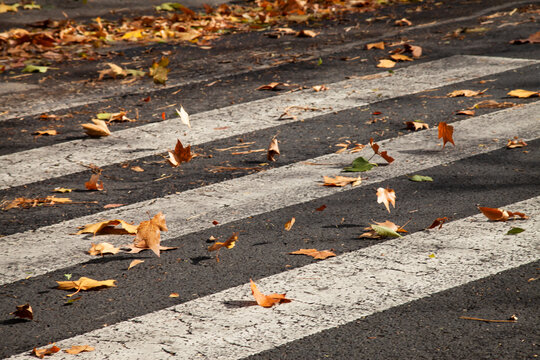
<box><xmin>506</xmin><ymin>227</ymin><xmax>525</xmax><ymax>235</ymax></box>
<box><xmin>409</xmin><ymin>174</ymin><xmax>433</xmax><ymax>182</ymax></box>
<box><xmin>64</xmin><ymin>296</ymin><xmax>82</xmax><ymax>305</ymax></box>
<box><xmin>21</xmin><ymin>65</ymin><xmax>49</xmax><ymax>73</ymax></box>
<box><xmin>96</xmin><ymin>113</ymin><xmax>112</xmax><ymax>120</ymax></box>
<box><xmin>371</xmin><ymin>224</ymin><xmax>402</xmax><ymax>238</ymax></box>
<box><xmin>317</xmin><ymin>57</ymin><xmax>322</xmax><ymax>66</ymax></box>
<box><xmin>64</xmin><ymin>273</ymin><xmax>72</xmax><ymax>280</ymax></box>
<box><xmin>156</xmin><ymin>2</ymin><xmax>183</xmax><ymax>11</ymax></box>
<box><xmin>23</xmin><ymin>2</ymin><xmax>40</xmax><ymax>10</ymax></box>
<box><xmin>149</xmin><ymin>57</ymin><xmax>170</xmax><ymax>85</ymax></box>
<box><xmin>343</xmin><ymin>157</ymin><xmax>377</xmax><ymax>172</ymax></box>
<box><xmin>126</xmin><ymin>69</ymin><xmax>146</xmax><ymax>77</ymax></box>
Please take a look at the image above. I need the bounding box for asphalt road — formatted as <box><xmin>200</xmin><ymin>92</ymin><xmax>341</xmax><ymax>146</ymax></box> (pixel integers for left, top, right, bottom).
<box><xmin>0</xmin><ymin>0</ymin><xmax>539</xmax><ymax>359</ymax></box>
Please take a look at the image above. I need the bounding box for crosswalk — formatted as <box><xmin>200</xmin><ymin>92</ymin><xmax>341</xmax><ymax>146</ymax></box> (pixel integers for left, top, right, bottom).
<box><xmin>1</xmin><ymin>53</ymin><xmax>539</xmax><ymax>359</ymax></box>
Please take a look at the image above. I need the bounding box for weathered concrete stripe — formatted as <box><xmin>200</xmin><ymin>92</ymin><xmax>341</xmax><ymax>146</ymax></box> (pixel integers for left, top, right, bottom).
<box><xmin>0</xmin><ymin>56</ymin><xmax>537</xmax><ymax>190</ymax></box>
<box><xmin>1</xmin><ymin>102</ymin><xmax>538</xmax><ymax>286</ymax></box>
<box><xmin>1</xmin><ymin>0</ymin><xmax>535</xmax><ymax>122</ymax></box>
<box><xmin>9</xmin><ymin>195</ymin><xmax>540</xmax><ymax>360</ymax></box>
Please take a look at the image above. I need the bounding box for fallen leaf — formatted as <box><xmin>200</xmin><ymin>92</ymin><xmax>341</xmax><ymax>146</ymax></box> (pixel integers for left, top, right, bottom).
<box><xmin>85</xmin><ymin>173</ymin><xmax>104</xmax><ymax>191</ymax></box>
<box><xmin>32</xmin><ymin>345</ymin><xmax>60</xmax><ymax>359</ymax></box>
<box><xmin>128</xmin><ymin>259</ymin><xmax>144</xmax><ymax>270</ymax></box>
<box><xmin>88</xmin><ymin>242</ymin><xmax>120</xmax><ymax>256</ymax></box>
<box><xmin>208</xmin><ymin>232</ymin><xmax>238</xmax><ymax>251</ymax></box>
<box><xmin>57</xmin><ymin>277</ymin><xmax>116</xmax><ymax>297</ymax></box>
<box><xmin>12</xmin><ymin>303</ymin><xmax>33</xmax><ymax>320</ymax></box>
<box><xmin>404</xmin><ymin>43</ymin><xmax>422</xmax><ymax>58</ymax></box>
<box><xmin>33</xmin><ymin>130</ymin><xmax>57</xmax><ymax>136</ymax></box>
<box><xmin>365</xmin><ymin>41</ymin><xmax>384</xmax><ymax>50</ymax></box>
<box><xmin>266</xmin><ymin>137</ymin><xmax>281</xmax><ymax>162</ymax></box>
<box><xmin>405</xmin><ymin>121</ymin><xmax>429</xmax><ymax>131</ymax></box>
<box><xmin>478</xmin><ymin>206</ymin><xmax>528</xmax><ymax>221</ymax></box>
<box><xmin>284</xmin><ymin>217</ymin><xmax>295</xmax><ymax>231</ymax></box>
<box><xmin>132</xmin><ymin>212</ymin><xmax>170</xmax><ymax>257</ymax></box>
<box><xmin>506</xmin><ymin>227</ymin><xmax>525</xmax><ymax>235</ymax></box>
<box><xmin>506</xmin><ymin>137</ymin><xmax>527</xmax><ymax>149</ymax></box>
<box><xmin>394</xmin><ymin>18</ymin><xmax>412</xmax><ymax>26</ymax></box>
<box><xmin>370</xmin><ymin>224</ymin><xmax>402</xmax><ymax>238</ymax></box>
<box><xmin>97</xmin><ymin>111</ymin><xmax>134</xmax><ymax>123</ymax></box>
<box><xmin>447</xmin><ymin>89</ymin><xmax>487</xmax><ymax>97</ymax></box>
<box><xmin>22</xmin><ymin>65</ymin><xmax>52</xmax><ymax>73</ymax></box>
<box><xmin>510</xmin><ymin>30</ymin><xmax>540</xmax><ymax>44</ymax></box>
<box><xmin>343</xmin><ymin>157</ymin><xmax>376</xmax><ymax>172</ymax></box>
<box><xmin>76</xmin><ymin>219</ymin><xmax>138</xmax><ymax>235</ymax></box>
<box><xmin>376</xmin><ymin>187</ymin><xmax>396</xmax><ymax>213</ymax></box>
<box><xmin>1</xmin><ymin>196</ymin><xmax>72</xmax><ymax>210</ymax></box>
<box><xmin>322</xmin><ymin>175</ymin><xmax>362</xmax><ymax>187</ymax></box>
<box><xmin>409</xmin><ymin>174</ymin><xmax>433</xmax><ymax>182</ymax></box>
<box><xmin>290</xmin><ymin>248</ymin><xmax>336</xmax><ymax>259</ymax></box>
<box><xmin>438</xmin><ymin>122</ymin><xmax>455</xmax><ymax>148</ymax></box>
<box><xmin>82</xmin><ymin>119</ymin><xmax>111</xmax><ymax>137</ymax></box>
<box><xmin>169</xmin><ymin>292</ymin><xmax>180</xmax><ymax>298</ymax></box>
<box><xmin>507</xmin><ymin>89</ymin><xmax>539</xmax><ymax>98</ymax></box>
<box><xmin>167</xmin><ymin>139</ymin><xmax>193</xmax><ymax>167</ymax></box>
<box><xmin>427</xmin><ymin>217</ymin><xmax>449</xmax><ymax>229</ymax></box>
<box><xmin>297</xmin><ymin>30</ymin><xmax>318</xmax><ymax>37</ymax></box>
<box><xmin>250</xmin><ymin>279</ymin><xmax>291</xmax><ymax>308</ymax></box>
<box><xmin>131</xmin><ymin>166</ymin><xmax>144</xmax><ymax>172</ymax></box>
<box><xmin>456</xmin><ymin>110</ymin><xmax>475</xmax><ymax>116</ymax></box>
<box><xmin>390</xmin><ymin>54</ymin><xmax>413</xmax><ymax>62</ymax></box>
<box><xmin>312</xmin><ymin>85</ymin><xmax>328</xmax><ymax>92</ymax></box>
<box><xmin>469</xmin><ymin>100</ymin><xmax>517</xmax><ymax>109</ymax></box>
<box><xmin>53</xmin><ymin>187</ymin><xmax>72</xmax><ymax>193</ymax></box>
<box><xmin>315</xmin><ymin>204</ymin><xmax>327</xmax><ymax>211</ymax></box>
<box><xmin>122</xmin><ymin>29</ymin><xmax>143</xmax><ymax>40</ymax></box>
<box><xmin>175</xmin><ymin>106</ymin><xmax>191</xmax><ymax>128</ymax></box>
<box><xmin>0</xmin><ymin>3</ymin><xmax>19</xmax><ymax>13</ymax></box>
<box><xmin>103</xmin><ymin>203</ymin><xmax>124</xmax><ymax>209</ymax></box>
<box><xmin>257</xmin><ymin>82</ymin><xmax>288</xmax><ymax>90</ymax></box>
<box><xmin>369</xmin><ymin>138</ymin><xmax>394</xmax><ymax>163</ymax></box>
<box><xmin>98</xmin><ymin>63</ymin><xmax>127</xmax><ymax>80</ymax></box>
<box><xmin>63</xmin><ymin>345</ymin><xmax>95</xmax><ymax>355</ymax></box>
<box><xmin>377</xmin><ymin>59</ymin><xmax>396</xmax><ymax>68</ymax></box>
<box><xmin>149</xmin><ymin>57</ymin><xmax>169</xmax><ymax>84</ymax></box>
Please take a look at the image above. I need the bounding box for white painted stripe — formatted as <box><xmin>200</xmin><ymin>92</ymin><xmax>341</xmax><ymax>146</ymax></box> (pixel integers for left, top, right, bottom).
<box><xmin>9</xmin><ymin>196</ymin><xmax>540</xmax><ymax>360</ymax></box>
<box><xmin>1</xmin><ymin>0</ymin><xmax>534</xmax><ymax>122</ymax></box>
<box><xmin>0</xmin><ymin>55</ymin><xmax>537</xmax><ymax>190</ymax></box>
<box><xmin>1</xmin><ymin>102</ymin><xmax>539</xmax><ymax>285</ymax></box>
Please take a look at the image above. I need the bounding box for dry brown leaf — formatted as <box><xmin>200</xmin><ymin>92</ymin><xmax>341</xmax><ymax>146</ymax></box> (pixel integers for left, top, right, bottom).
<box><xmin>131</xmin><ymin>166</ymin><xmax>144</xmax><ymax>172</ymax></box>
<box><xmin>88</xmin><ymin>242</ymin><xmax>120</xmax><ymax>256</ymax></box>
<box><xmin>404</xmin><ymin>43</ymin><xmax>422</xmax><ymax>58</ymax></box>
<box><xmin>510</xmin><ymin>30</ymin><xmax>540</xmax><ymax>44</ymax></box>
<box><xmin>405</xmin><ymin>121</ymin><xmax>429</xmax><ymax>131</ymax></box>
<box><xmin>167</xmin><ymin>139</ymin><xmax>193</xmax><ymax>167</ymax></box>
<box><xmin>169</xmin><ymin>292</ymin><xmax>180</xmax><ymax>298</ymax></box>
<box><xmin>390</xmin><ymin>54</ymin><xmax>413</xmax><ymax>62</ymax></box>
<box><xmin>85</xmin><ymin>173</ymin><xmax>104</xmax><ymax>191</ymax></box>
<box><xmin>127</xmin><ymin>259</ymin><xmax>144</xmax><ymax>270</ymax></box>
<box><xmin>98</xmin><ymin>63</ymin><xmax>126</xmax><ymax>80</ymax></box>
<box><xmin>82</xmin><ymin>119</ymin><xmax>111</xmax><ymax>137</ymax></box>
<box><xmin>63</xmin><ymin>345</ymin><xmax>95</xmax><ymax>355</ymax></box>
<box><xmin>284</xmin><ymin>217</ymin><xmax>295</xmax><ymax>231</ymax></box>
<box><xmin>77</xmin><ymin>219</ymin><xmax>138</xmax><ymax>235</ymax></box>
<box><xmin>447</xmin><ymin>89</ymin><xmax>487</xmax><ymax>97</ymax></box>
<box><xmin>438</xmin><ymin>122</ymin><xmax>455</xmax><ymax>148</ymax></box>
<box><xmin>297</xmin><ymin>30</ymin><xmax>318</xmax><ymax>38</ymax></box>
<box><xmin>57</xmin><ymin>277</ymin><xmax>116</xmax><ymax>297</ymax></box>
<box><xmin>369</xmin><ymin>138</ymin><xmax>394</xmax><ymax>163</ymax></box>
<box><xmin>507</xmin><ymin>89</ymin><xmax>539</xmax><ymax>98</ymax></box>
<box><xmin>427</xmin><ymin>217</ymin><xmax>449</xmax><ymax>229</ymax></box>
<box><xmin>506</xmin><ymin>137</ymin><xmax>527</xmax><ymax>149</ymax></box>
<box><xmin>315</xmin><ymin>204</ymin><xmax>327</xmax><ymax>211</ymax></box>
<box><xmin>257</xmin><ymin>82</ymin><xmax>288</xmax><ymax>91</ymax></box>
<box><xmin>103</xmin><ymin>203</ymin><xmax>124</xmax><ymax>209</ymax></box>
<box><xmin>469</xmin><ymin>100</ymin><xmax>517</xmax><ymax>109</ymax></box>
<box><xmin>267</xmin><ymin>137</ymin><xmax>280</xmax><ymax>162</ymax></box>
<box><xmin>33</xmin><ymin>130</ymin><xmax>57</xmax><ymax>136</ymax></box>
<box><xmin>456</xmin><ymin>110</ymin><xmax>475</xmax><ymax>116</ymax></box>
<box><xmin>322</xmin><ymin>175</ymin><xmax>362</xmax><ymax>187</ymax></box>
<box><xmin>377</xmin><ymin>59</ymin><xmax>395</xmax><ymax>68</ymax></box>
<box><xmin>12</xmin><ymin>303</ymin><xmax>33</xmax><ymax>320</ymax></box>
<box><xmin>208</xmin><ymin>232</ymin><xmax>238</xmax><ymax>251</ymax></box>
<box><xmin>250</xmin><ymin>279</ymin><xmax>291</xmax><ymax>308</ymax></box>
<box><xmin>132</xmin><ymin>212</ymin><xmax>170</xmax><ymax>257</ymax></box>
<box><xmin>478</xmin><ymin>206</ymin><xmax>528</xmax><ymax>221</ymax></box>
<box><xmin>312</xmin><ymin>85</ymin><xmax>328</xmax><ymax>92</ymax></box>
<box><xmin>365</xmin><ymin>41</ymin><xmax>385</xmax><ymax>50</ymax></box>
<box><xmin>32</xmin><ymin>345</ymin><xmax>60</xmax><ymax>359</ymax></box>
<box><xmin>376</xmin><ymin>187</ymin><xmax>396</xmax><ymax>213</ymax></box>
<box><xmin>290</xmin><ymin>248</ymin><xmax>336</xmax><ymax>259</ymax></box>
<box><xmin>1</xmin><ymin>196</ymin><xmax>72</xmax><ymax>210</ymax></box>
<box><xmin>394</xmin><ymin>18</ymin><xmax>412</xmax><ymax>26</ymax></box>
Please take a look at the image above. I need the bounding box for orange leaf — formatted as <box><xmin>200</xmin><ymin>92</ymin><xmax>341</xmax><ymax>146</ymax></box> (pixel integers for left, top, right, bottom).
<box><xmin>250</xmin><ymin>279</ymin><xmax>291</xmax><ymax>308</ymax></box>
<box><xmin>88</xmin><ymin>242</ymin><xmax>120</xmax><ymax>256</ymax></box>
<box><xmin>376</xmin><ymin>59</ymin><xmax>395</xmax><ymax>68</ymax></box>
<box><xmin>12</xmin><ymin>303</ymin><xmax>33</xmax><ymax>320</ymax></box>
<box><xmin>77</xmin><ymin>219</ymin><xmax>138</xmax><ymax>235</ymax></box>
<box><xmin>32</xmin><ymin>345</ymin><xmax>60</xmax><ymax>358</ymax></box>
<box><xmin>438</xmin><ymin>122</ymin><xmax>455</xmax><ymax>148</ymax></box>
<box><xmin>85</xmin><ymin>173</ymin><xmax>104</xmax><ymax>191</ymax></box>
<box><xmin>507</xmin><ymin>89</ymin><xmax>539</xmax><ymax>98</ymax></box>
<box><xmin>447</xmin><ymin>89</ymin><xmax>487</xmax><ymax>97</ymax></box>
<box><xmin>376</xmin><ymin>187</ymin><xmax>396</xmax><ymax>213</ymax></box>
<box><xmin>369</xmin><ymin>138</ymin><xmax>394</xmax><ymax>163</ymax></box>
<box><xmin>169</xmin><ymin>292</ymin><xmax>180</xmax><ymax>298</ymax></box>
<box><xmin>315</xmin><ymin>204</ymin><xmax>327</xmax><ymax>211</ymax></box>
<box><xmin>167</xmin><ymin>139</ymin><xmax>193</xmax><ymax>167</ymax></box>
<box><xmin>133</xmin><ymin>212</ymin><xmax>169</xmax><ymax>257</ymax></box>
<box><xmin>63</xmin><ymin>345</ymin><xmax>95</xmax><ymax>355</ymax></box>
<box><xmin>322</xmin><ymin>175</ymin><xmax>362</xmax><ymax>187</ymax></box>
<box><xmin>405</xmin><ymin>121</ymin><xmax>429</xmax><ymax>131</ymax></box>
<box><xmin>208</xmin><ymin>232</ymin><xmax>238</xmax><ymax>251</ymax></box>
<box><xmin>297</xmin><ymin>29</ymin><xmax>318</xmax><ymax>38</ymax></box>
<box><xmin>284</xmin><ymin>217</ymin><xmax>295</xmax><ymax>231</ymax></box>
<box><xmin>478</xmin><ymin>206</ymin><xmax>528</xmax><ymax>221</ymax></box>
<box><xmin>394</xmin><ymin>18</ymin><xmax>412</xmax><ymax>26</ymax></box>
<box><xmin>127</xmin><ymin>259</ymin><xmax>144</xmax><ymax>270</ymax></box>
<box><xmin>456</xmin><ymin>110</ymin><xmax>475</xmax><ymax>116</ymax></box>
<box><xmin>390</xmin><ymin>53</ymin><xmax>413</xmax><ymax>62</ymax></box>
<box><xmin>290</xmin><ymin>248</ymin><xmax>336</xmax><ymax>259</ymax></box>
<box><xmin>257</xmin><ymin>82</ymin><xmax>288</xmax><ymax>91</ymax></box>
<box><xmin>365</xmin><ymin>41</ymin><xmax>384</xmax><ymax>50</ymax></box>
<box><xmin>506</xmin><ymin>137</ymin><xmax>527</xmax><ymax>149</ymax></box>
<box><xmin>57</xmin><ymin>277</ymin><xmax>116</xmax><ymax>297</ymax></box>
<box><xmin>267</xmin><ymin>137</ymin><xmax>280</xmax><ymax>162</ymax></box>
<box><xmin>427</xmin><ymin>217</ymin><xmax>449</xmax><ymax>229</ymax></box>
<box><xmin>81</xmin><ymin>119</ymin><xmax>110</xmax><ymax>137</ymax></box>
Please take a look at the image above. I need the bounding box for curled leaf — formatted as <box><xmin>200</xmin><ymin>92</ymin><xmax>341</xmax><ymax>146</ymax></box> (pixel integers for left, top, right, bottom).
<box><xmin>284</xmin><ymin>217</ymin><xmax>295</xmax><ymax>231</ymax></box>
<box><xmin>88</xmin><ymin>242</ymin><xmax>120</xmax><ymax>256</ymax></box>
<box><xmin>250</xmin><ymin>279</ymin><xmax>291</xmax><ymax>308</ymax></box>
<box><xmin>377</xmin><ymin>59</ymin><xmax>395</xmax><ymax>68</ymax></box>
<box><xmin>290</xmin><ymin>248</ymin><xmax>336</xmax><ymax>259</ymax></box>
<box><xmin>438</xmin><ymin>122</ymin><xmax>455</xmax><ymax>148</ymax></box>
<box><xmin>376</xmin><ymin>187</ymin><xmax>396</xmax><ymax>213</ymax></box>
<box><xmin>409</xmin><ymin>174</ymin><xmax>433</xmax><ymax>182</ymax></box>
<box><xmin>427</xmin><ymin>217</ymin><xmax>449</xmax><ymax>229</ymax></box>
<box><xmin>57</xmin><ymin>277</ymin><xmax>116</xmax><ymax>297</ymax></box>
<box><xmin>77</xmin><ymin>219</ymin><xmax>138</xmax><ymax>235</ymax></box>
<box><xmin>85</xmin><ymin>173</ymin><xmax>104</xmax><ymax>191</ymax></box>
<box><xmin>12</xmin><ymin>303</ymin><xmax>33</xmax><ymax>320</ymax></box>
<box><xmin>82</xmin><ymin>119</ymin><xmax>111</xmax><ymax>137</ymax></box>
<box><xmin>322</xmin><ymin>175</ymin><xmax>362</xmax><ymax>187</ymax></box>
<box><xmin>63</xmin><ymin>345</ymin><xmax>95</xmax><ymax>355</ymax></box>
<box><xmin>507</xmin><ymin>89</ymin><xmax>539</xmax><ymax>98</ymax></box>
<box><xmin>267</xmin><ymin>137</ymin><xmax>280</xmax><ymax>162</ymax></box>
<box><xmin>32</xmin><ymin>345</ymin><xmax>60</xmax><ymax>358</ymax></box>
<box><xmin>478</xmin><ymin>206</ymin><xmax>528</xmax><ymax>221</ymax></box>
<box><xmin>208</xmin><ymin>232</ymin><xmax>238</xmax><ymax>251</ymax></box>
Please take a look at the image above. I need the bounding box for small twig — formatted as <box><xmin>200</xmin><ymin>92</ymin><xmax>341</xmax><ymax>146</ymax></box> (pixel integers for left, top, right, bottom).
<box><xmin>459</xmin><ymin>316</ymin><xmax>517</xmax><ymax>323</ymax></box>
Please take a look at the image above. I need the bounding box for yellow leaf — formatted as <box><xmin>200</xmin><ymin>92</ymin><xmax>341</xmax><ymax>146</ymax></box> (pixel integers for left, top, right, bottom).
<box><xmin>284</xmin><ymin>217</ymin><xmax>296</xmax><ymax>231</ymax></box>
<box><xmin>390</xmin><ymin>54</ymin><xmax>413</xmax><ymax>62</ymax></box>
<box><xmin>376</xmin><ymin>59</ymin><xmax>396</xmax><ymax>68</ymax></box>
<box><xmin>127</xmin><ymin>259</ymin><xmax>144</xmax><ymax>270</ymax></box>
<box><xmin>57</xmin><ymin>277</ymin><xmax>116</xmax><ymax>297</ymax></box>
<box><xmin>507</xmin><ymin>89</ymin><xmax>539</xmax><ymax>98</ymax></box>
<box><xmin>122</xmin><ymin>29</ymin><xmax>143</xmax><ymax>40</ymax></box>
<box><xmin>63</xmin><ymin>345</ymin><xmax>95</xmax><ymax>355</ymax></box>
<box><xmin>76</xmin><ymin>219</ymin><xmax>138</xmax><ymax>235</ymax></box>
<box><xmin>0</xmin><ymin>3</ymin><xmax>18</xmax><ymax>13</ymax></box>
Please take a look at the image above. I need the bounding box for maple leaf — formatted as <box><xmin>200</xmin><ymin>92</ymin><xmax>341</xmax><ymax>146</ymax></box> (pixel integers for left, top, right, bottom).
<box><xmin>507</xmin><ymin>89</ymin><xmax>539</xmax><ymax>98</ymax></box>
<box><xmin>175</xmin><ymin>106</ymin><xmax>191</xmax><ymax>128</ymax></box>
<box><xmin>284</xmin><ymin>217</ymin><xmax>295</xmax><ymax>231</ymax></box>
<box><xmin>365</xmin><ymin>41</ymin><xmax>384</xmax><ymax>50</ymax></box>
<box><xmin>322</xmin><ymin>175</ymin><xmax>362</xmax><ymax>187</ymax></box>
<box><xmin>250</xmin><ymin>279</ymin><xmax>292</xmax><ymax>308</ymax></box>
<box><xmin>127</xmin><ymin>259</ymin><xmax>144</xmax><ymax>270</ymax></box>
<box><xmin>369</xmin><ymin>138</ymin><xmax>394</xmax><ymax>163</ymax></box>
<box><xmin>149</xmin><ymin>57</ymin><xmax>170</xmax><ymax>84</ymax></box>
<box><xmin>57</xmin><ymin>277</ymin><xmax>116</xmax><ymax>297</ymax></box>
<box><xmin>478</xmin><ymin>206</ymin><xmax>528</xmax><ymax>221</ymax></box>
<box><xmin>88</xmin><ymin>242</ymin><xmax>120</xmax><ymax>256</ymax></box>
<box><xmin>427</xmin><ymin>217</ymin><xmax>449</xmax><ymax>229</ymax></box>
<box><xmin>447</xmin><ymin>89</ymin><xmax>487</xmax><ymax>97</ymax></box>
<box><xmin>85</xmin><ymin>173</ymin><xmax>104</xmax><ymax>191</ymax></box>
<box><xmin>32</xmin><ymin>345</ymin><xmax>60</xmax><ymax>359</ymax></box>
<box><xmin>377</xmin><ymin>59</ymin><xmax>395</xmax><ymax>68</ymax></box>
<box><xmin>267</xmin><ymin>137</ymin><xmax>280</xmax><ymax>162</ymax></box>
<box><xmin>506</xmin><ymin>137</ymin><xmax>527</xmax><ymax>149</ymax></box>
<box><xmin>167</xmin><ymin>139</ymin><xmax>193</xmax><ymax>167</ymax></box>
<box><xmin>63</xmin><ymin>345</ymin><xmax>95</xmax><ymax>355</ymax></box>
<box><xmin>11</xmin><ymin>303</ymin><xmax>33</xmax><ymax>320</ymax></box>
<box><xmin>376</xmin><ymin>187</ymin><xmax>396</xmax><ymax>213</ymax></box>
<box><xmin>131</xmin><ymin>212</ymin><xmax>171</xmax><ymax>257</ymax></box>
<box><xmin>438</xmin><ymin>122</ymin><xmax>455</xmax><ymax>148</ymax></box>
<box><xmin>82</xmin><ymin>119</ymin><xmax>111</xmax><ymax>137</ymax></box>
<box><xmin>77</xmin><ymin>219</ymin><xmax>138</xmax><ymax>235</ymax></box>
<box><xmin>290</xmin><ymin>248</ymin><xmax>336</xmax><ymax>259</ymax></box>
<box><xmin>208</xmin><ymin>232</ymin><xmax>238</xmax><ymax>251</ymax></box>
